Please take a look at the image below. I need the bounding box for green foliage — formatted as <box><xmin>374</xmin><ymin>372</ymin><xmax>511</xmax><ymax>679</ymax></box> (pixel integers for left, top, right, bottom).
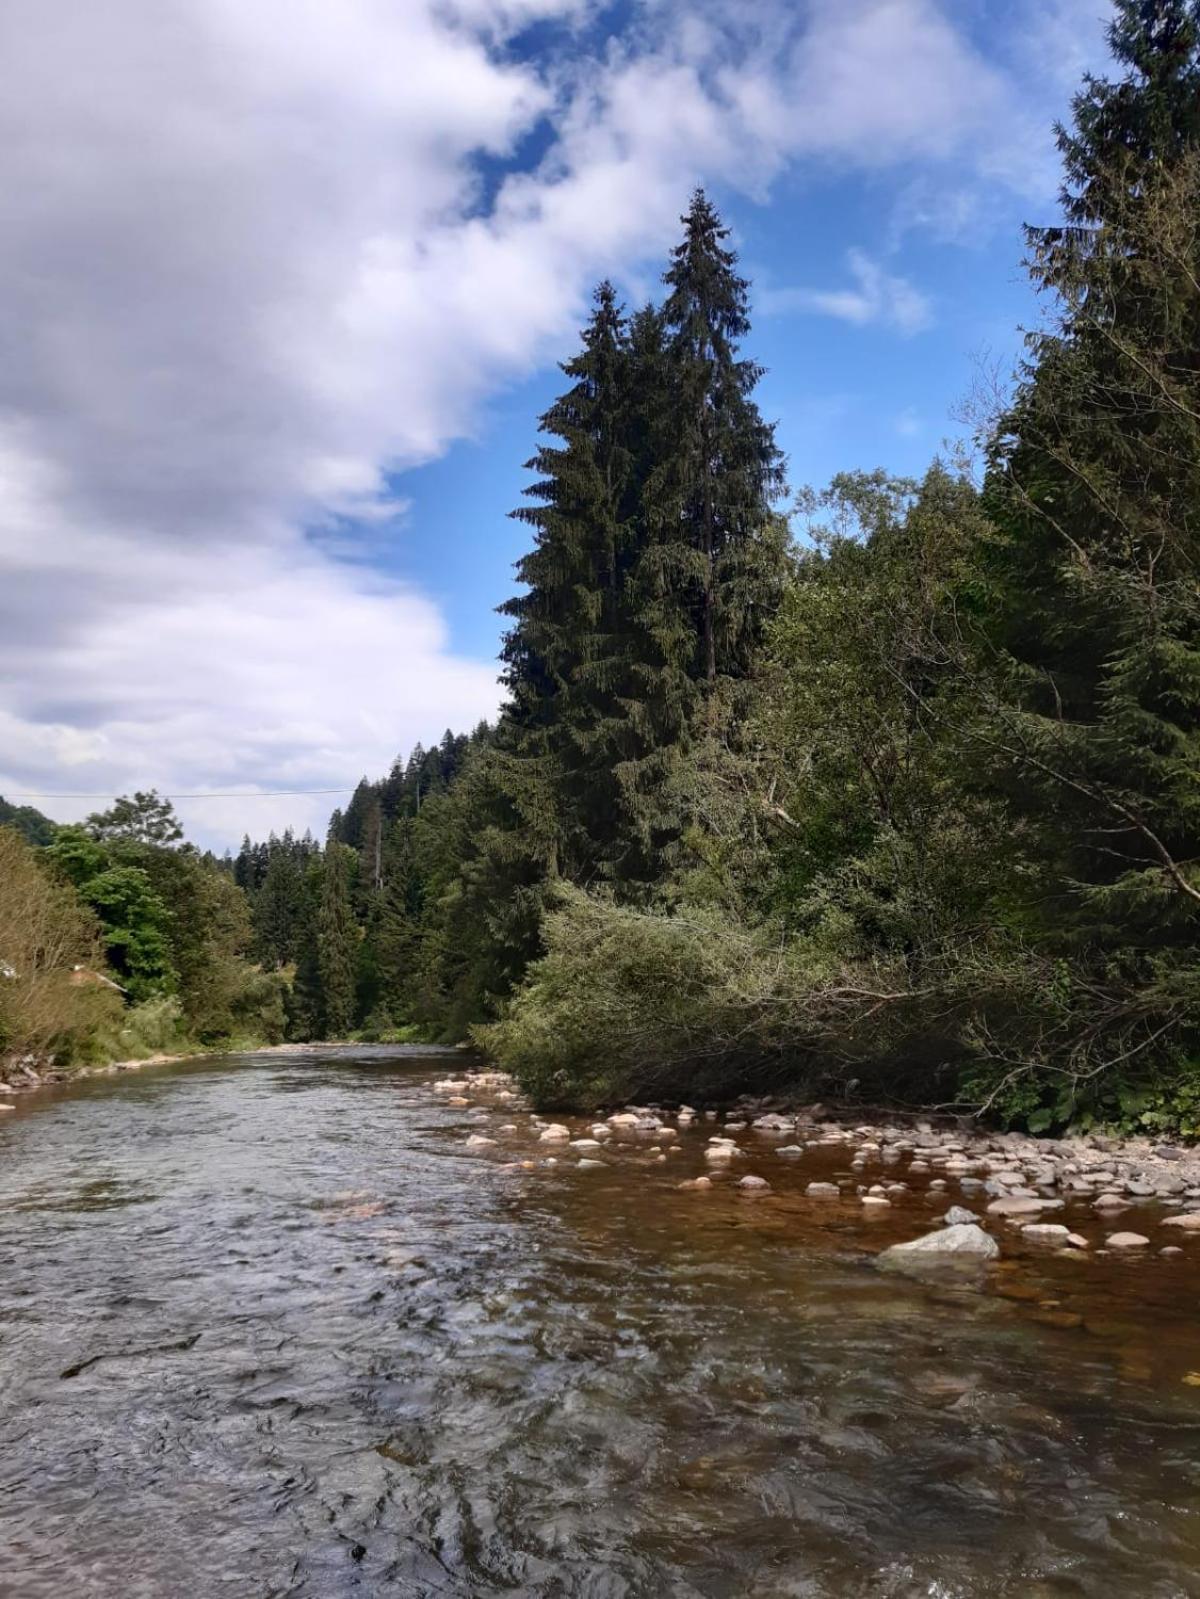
<box><xmin>317</xmin><ymin>843</ymin><xmax>358</xmax><ymax>1038</ymax></box>
<box><xmin>0</xmin><ymin>826</ymin><xmax>121</xmax><ymax>1063</ymax></box>
<box><xmin>76</xmin><ymin>865</ymin><xmax>176</xmax><ymax>1001</ymax></box>
<box><xmin>0</xmin><ymin>795</ymin><xmax>57</xmax><ymax>846</ymax></box>
<box><xmin>87</xmin><ymin>789</ymin><xmax>184</xmax><ymax>846</ymax></box>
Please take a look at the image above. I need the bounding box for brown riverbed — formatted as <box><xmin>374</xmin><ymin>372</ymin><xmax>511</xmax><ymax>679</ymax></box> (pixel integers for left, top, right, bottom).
<box><xmin>2</xmin><ymin>1047</ymin><xmax>1200</xmax><ymax>1597</ymax></box>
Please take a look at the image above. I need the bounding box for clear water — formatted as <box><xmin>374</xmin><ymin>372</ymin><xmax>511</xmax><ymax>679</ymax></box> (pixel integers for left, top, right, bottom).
<box><xmin>2</xmin><ymin>1048</ymin><xmax>1200</xmax><ymax>1597</ymax></box>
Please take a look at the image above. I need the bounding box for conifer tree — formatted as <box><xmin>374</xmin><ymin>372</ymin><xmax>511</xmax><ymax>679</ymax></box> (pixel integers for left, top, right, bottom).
<box><xmin>500</xmin><ymin>280</ymin><xmax>636</xmax><ymax>879</ymax></box>
<box><xmin>979</xmin><ymin>0</ymin><xmax>1200</xmax><ymax>1071</ymax></box>
<box><xmin>653</xmin><ymin>190</ymin><xmax>786</xmax><ymax>687</ymax></box>
<box><xmin>317</xmin><ymin>842</ymin><xmax>358</xmax><ymax>1037</ymax></box>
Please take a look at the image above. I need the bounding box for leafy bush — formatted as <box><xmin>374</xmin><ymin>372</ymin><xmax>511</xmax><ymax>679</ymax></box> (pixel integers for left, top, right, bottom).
<box><xmin>475</xmin><ymin>886</ymin><xmax>952</xmax><ymax>1109</ymax></box>
<box><xmin>0</xmin><ymin>827</ymin><xmax>122</xmax><ymax>1065</ymax></box>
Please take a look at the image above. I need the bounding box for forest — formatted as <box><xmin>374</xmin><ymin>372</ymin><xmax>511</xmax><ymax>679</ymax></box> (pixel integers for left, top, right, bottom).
<box><xmin>3</xmin><ymin>0</ymin><xmax>1197</xmax><ymax>1133</ymax></box>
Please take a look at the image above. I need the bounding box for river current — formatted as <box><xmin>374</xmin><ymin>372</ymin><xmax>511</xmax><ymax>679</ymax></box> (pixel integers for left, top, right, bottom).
<box><xmin>2</xmin><ymin>1048</ymin><xmax>1200</xmax><ymax>1597</ymax></box>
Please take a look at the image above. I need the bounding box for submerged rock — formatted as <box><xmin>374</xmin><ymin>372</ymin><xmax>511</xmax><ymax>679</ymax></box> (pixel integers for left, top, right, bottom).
<box><xmin>943</xmin><ymin>1205</ymin><xmax>978</xmax><ymax>1226</ymax></box>
<box><xmin>806</xmin><ymin>1181</ymin><xmax>840</xmax><ymax>1199</ymax></box>
<box><xmin>1160</xmin><ymin>1211</ymin><xmax>1200</xmax><ymax>1231</ymax></box>
<box><xmin>1106</xmin><ymin>1231</ymin><xmax>1150</xmax><ymax>1249</ymax></box>
<box><xmin>737</xmin><ymin>1174</ymin><xmax>770</xmax><ymax>1192</ymax></box>
<box><xmin>987</xmin><ymin>1196</ymin><xmax>1063</xmax><ymax>1218</ymax></box>
<box><xmin>878</xmin><ymin>1223</ymin><xmax>999</xmax><ymax>1268</ymax></box>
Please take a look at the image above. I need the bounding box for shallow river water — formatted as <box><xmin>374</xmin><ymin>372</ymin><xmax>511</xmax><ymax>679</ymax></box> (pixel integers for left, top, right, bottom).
<box><xmin>3</xmin><ymin>1049</ymin><xmax>1200</xmax><ymax>1598</ymax></box>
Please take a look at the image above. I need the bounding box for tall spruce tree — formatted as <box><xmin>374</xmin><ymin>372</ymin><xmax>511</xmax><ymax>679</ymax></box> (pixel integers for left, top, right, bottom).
<box><xmin>317</xmin><ymin>842</ymin><xmax>358</xmax><ymax>1037</ymax></box>
<box><xmin>500</xmin><ymin>280</ymin><xmax>637</xmax><ymax>879</ymax></box>
<box><xmin>652</xmin><ymin>190</ymin><xmax>786</xmax><ymax>687</ymax></box>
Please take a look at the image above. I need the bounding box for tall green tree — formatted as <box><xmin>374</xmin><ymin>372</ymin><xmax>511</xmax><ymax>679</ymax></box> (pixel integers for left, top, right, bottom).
<box><xmin>318</xmin><ymin>842</ymin><xmax>358</xmax><ymax>1037</ymax></box>
<box><xmin>976</xmin><ymin>0</ymin><xmax>1200</xmax><ymax>1095</ymax></box>
<box><xmin>652</xmin><ymin>190</ymin><xmax>787</xmax><ymax>688</ymax></box>
<box><xmin>500</xmin><ymin>280</ymin><xmax>639</xmax><ymax>881</ymax></box>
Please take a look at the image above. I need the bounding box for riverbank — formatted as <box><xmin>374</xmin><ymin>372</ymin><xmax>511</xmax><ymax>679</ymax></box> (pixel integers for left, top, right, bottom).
<box><xmin>437</xmin><ymin>1067</ymin><xmax>1200</xmax><ymax>1261</ymax></box>
<box><xmin>0</xmin><ymin>1039</ymin><xmax>447</xmax><ymax>1098</ymax></box>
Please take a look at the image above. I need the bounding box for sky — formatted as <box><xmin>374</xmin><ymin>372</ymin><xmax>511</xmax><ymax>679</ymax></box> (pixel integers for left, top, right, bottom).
<box><xmin>0</xmin><ymin>0</ymin><xmax>1116</xmax><ymax>850</ymax></box>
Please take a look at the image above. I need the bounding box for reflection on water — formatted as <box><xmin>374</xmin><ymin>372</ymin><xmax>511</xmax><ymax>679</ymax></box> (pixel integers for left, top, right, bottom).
<box><xmin>2</xmin><ymin>1048</ymin><xmax>1200</xmax><ymax>1597</ymax></box>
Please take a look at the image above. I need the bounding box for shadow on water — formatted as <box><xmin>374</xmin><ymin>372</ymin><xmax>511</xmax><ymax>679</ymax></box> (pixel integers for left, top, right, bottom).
<box><xmin>2</xmin><ymin>1048</ymin><xmax>1200</xmax><ymax>1597</ymax></box>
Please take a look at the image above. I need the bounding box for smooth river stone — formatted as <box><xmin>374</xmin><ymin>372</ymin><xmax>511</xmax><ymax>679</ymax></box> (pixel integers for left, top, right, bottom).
<box><xmin>806</xmin><ymin>1182</ymin><xmax>840</xmax><ymax>1198</ymax></box>
<box><xmin>1106</xmin><ymin>1232</ymin><xmax>1150</xmax><ymax>1249</ymax></box>
<box><xmin>987</xmin><ymin>1196</ymin><xmax>1064</xmax><ymax>1217</ymax></box>
<box><xmin>1161</xmin><ymin>1212</ymin><xmax>1200</xmax><ymax>1230</ymax></box>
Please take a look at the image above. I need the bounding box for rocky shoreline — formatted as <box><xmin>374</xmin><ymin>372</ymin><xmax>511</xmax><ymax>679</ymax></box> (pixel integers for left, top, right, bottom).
<box><xmin>436</xmin><ymin>1071</ymin><xmax>1200</xmax><ymax>1263</ymax></box>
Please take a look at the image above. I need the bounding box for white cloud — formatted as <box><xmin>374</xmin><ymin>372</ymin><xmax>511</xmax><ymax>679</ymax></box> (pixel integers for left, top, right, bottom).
<box><xmin>762</xmin><ymin>249</ymin><xmax>933</xmax><ymax>335</ymax></box>
<box><xmin>0</xmin><ymin>0</ymin><xmax>1109</xmax><ymax>846</ymax></box>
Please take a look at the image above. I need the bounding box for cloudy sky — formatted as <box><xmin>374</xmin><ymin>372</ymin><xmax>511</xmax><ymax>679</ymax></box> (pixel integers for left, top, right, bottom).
<box><xmin>1</xmin><ymin>0</ymin><xmax>1113</xmax><ymax>849</ymax></box>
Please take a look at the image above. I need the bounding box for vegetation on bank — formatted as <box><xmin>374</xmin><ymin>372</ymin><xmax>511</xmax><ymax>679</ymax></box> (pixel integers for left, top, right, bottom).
<box><xmin>5</xmin><ymin>2</ymin><xmax>1197</xmax><ymax>1132</ymax></box>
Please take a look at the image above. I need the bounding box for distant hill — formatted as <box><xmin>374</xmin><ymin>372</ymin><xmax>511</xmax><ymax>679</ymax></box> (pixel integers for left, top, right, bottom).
<box><xmin>0</xmin><ymin>796</ymin><xmax>58</xmax><ymax>846</ymax></box>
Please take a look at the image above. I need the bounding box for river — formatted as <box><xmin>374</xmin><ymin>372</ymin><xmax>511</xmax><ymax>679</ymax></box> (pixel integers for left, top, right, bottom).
<box><xmin>2</xmin><ymin>1047</ymin><xmax>1200</xmax><ymax>1597</ymax></box>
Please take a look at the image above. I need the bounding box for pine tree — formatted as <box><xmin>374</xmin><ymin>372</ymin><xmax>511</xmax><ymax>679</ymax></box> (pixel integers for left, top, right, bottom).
<box><xmin>500</xmin><ymin>280</ymin><xmax>636</xmax><ymax>880</ymax></box>
<box><xmin>375</xmin><ymin>817</ymin><xmax>423</xmax><ymax>1016</ymax></box>
<box><xmin>287</xmin><ymin>855</ymin><xmax>324</xmax><ymax>1041</ymax></box>
<box><xmin>653</xmin><ymin>190</ymin><xmax>787</xmax><ymax>687</ymax></box>
<box><xmin>979</xmin><ymin>0</ymin><xmax>1200</xmax><ymax>1075</ymax></box>
<box><xmin>317</xmin><ymin>842</ymin><xmax>358</xmax><ymax>1037</ymax></box>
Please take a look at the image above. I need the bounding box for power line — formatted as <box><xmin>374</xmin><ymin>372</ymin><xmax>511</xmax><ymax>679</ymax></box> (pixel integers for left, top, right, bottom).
<box><xmin>3</xmin><ymin>787</ymin><xmax>357</xmax><ymax>801</ymax></box>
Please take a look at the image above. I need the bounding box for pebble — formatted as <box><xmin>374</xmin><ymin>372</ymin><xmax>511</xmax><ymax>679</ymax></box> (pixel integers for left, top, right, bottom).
<box><xmin>539</xmin><ymin>1125</ymin><xmax>571</xmax><ymax>1142</ymax></box>
<box><xmin>1106</xmin><ymin>1232</ymin><xmax>1150</xmax><ymax>1250</ymax></box>
<box><xmin>704</xmin><ymin>1141</ymin><xmax>740</xmax><ymax>1162</ymax></box>
<box><xmin>1021</xmin><ymin>1223</ymin><xmax>1071</xmax><ymax>1242</ymax></box>
<box><xmin>806</xmin><ymin>1182</ymin><xmax>840</xmax><ymax>1198</ymax></box>
<box><xmin>465</xmin><ymin>1134</ymin><xmax>496</xmax><ymax>1149</ymax></box>
<box><xmin>737</xmin><ymin>1175</ymin><xmax>770</xmax><ymax>1192</ymax></box>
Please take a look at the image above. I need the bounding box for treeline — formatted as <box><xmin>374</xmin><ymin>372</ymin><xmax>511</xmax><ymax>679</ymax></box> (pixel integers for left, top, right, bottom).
<box><xmin>0</xmin><ymin>791</ymin><xmax>288</xmax><ymax>1070</ymax></box>
<box><xmin>298</xmin><ymin>0</ymin><xmax>1199</xmax><ymax>1131</ymax></box>
<box><xmin>232</xmin><ymin>728</ymin><xmax>489</xmax><ymax>1040</ymax></box>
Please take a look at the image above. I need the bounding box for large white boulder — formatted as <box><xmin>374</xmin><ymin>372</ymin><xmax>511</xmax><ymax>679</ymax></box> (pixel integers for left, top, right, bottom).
<box><xmin>878</xmin><ymin>1223</ymin><xmax>999</xmax><ymax>1269</ymax></box>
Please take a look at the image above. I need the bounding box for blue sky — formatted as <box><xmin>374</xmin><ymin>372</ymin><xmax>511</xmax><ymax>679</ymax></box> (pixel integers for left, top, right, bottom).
<box><xmin>0</xmin><ymin>0</ymin><xmax>1114</xmax><ymax>847</ymax></box>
